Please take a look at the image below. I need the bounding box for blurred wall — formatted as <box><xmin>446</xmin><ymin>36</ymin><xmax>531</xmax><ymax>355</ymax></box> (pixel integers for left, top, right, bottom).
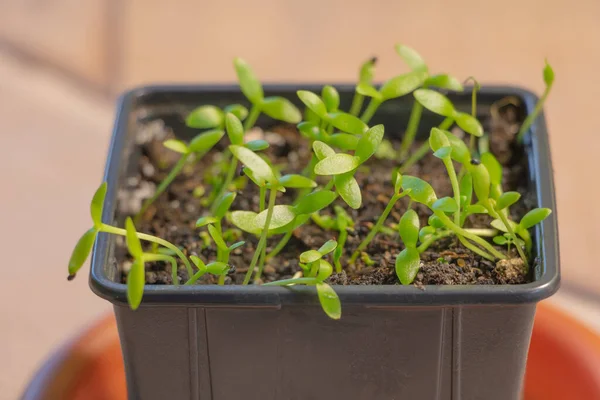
<box><xmin>0</xmin><ymin>0</ymin><xmax>598</xmax><ymax>291</ymax></box>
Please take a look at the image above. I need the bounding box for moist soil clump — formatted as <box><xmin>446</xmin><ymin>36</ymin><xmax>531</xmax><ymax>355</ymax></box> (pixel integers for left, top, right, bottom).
<box><xmin>118</xmin><ymin>103</ymin><xmax>532</xmax><ymax>287</ymax></box>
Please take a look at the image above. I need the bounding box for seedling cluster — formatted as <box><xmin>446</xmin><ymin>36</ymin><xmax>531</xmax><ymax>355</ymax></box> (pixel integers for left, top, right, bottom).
<box><xmin>68</xmin><ymin>46</ymin><xmax>554</xmax><ymax>319</ymax></box>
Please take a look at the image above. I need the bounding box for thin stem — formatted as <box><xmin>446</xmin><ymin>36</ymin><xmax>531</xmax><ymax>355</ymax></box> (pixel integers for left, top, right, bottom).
<box><xmin>443</xmin><ymin>157</ymin><xmax>461</xmax><ymax>226</ymax></box>
<box><xmin>400</xmin><ymin>117</ymin><xmax>454</xmax><ymax>173</ymax></box>
<box><xmin>266</xmin><ymin>230</ymin><xmax>293</xmax><ymax>260</ymax></box>
<box><xmin>142</xmin><ymin>253</ymin><xmax>179</xmax><ymax>285</ymax></box>
<box><xmin>335</xmin><ymin>229</ymin><xmax>348</xmax><ymax>273</ymax></box>
<box><xmin>136</xmin><ymin>154</ymin><xmax>189</xmax><ymax>222</ymax></box>
<box><xmin>254</xmin><ymin>240</ymin><xmax>268</xmax><ymax>283</ymax></box>
<box><xmin>100</xmin><ymin>224</ymin><xmax>193</xmax><ymax>277</ymax></box>
<box><xmin>184</xmin><ymin>269</ymin><xmax>206</xmax><ymax>285</ymax></box>
<box><xmin>350</xmin><ymin>193</ymin><xmax>405</xmax><ymax>263</ymax></box>
<box><xmin>210</xmin><ymin>159</ymin><xmax>238</xmax><ymax>214</ymax></box>
<box><xmin>218</xmin><ymin>274</ymin><xmax>226</xmax><ymax>285</ymax></box>
<box><xmin>244</xmin><ymin>105</ymin><xmax>261</xmax><ymax>131</ymax></box>
<box><xmin>263</xmin><ymin>277</ymin><xmax>319</xmax><ymax>286</ymax></box>
<box><xmin>259</xmin><ymin>186</ymin><xmax>266</xmax><ymax>212</ymax></box>
<box><xmin>433</xmin><ymin>211</ymin><xmax>506</xmax><ymax>260</ymax></box>
<box><xmin>399</xmin><ymin>102</ymin><xmax>424</xmax><ymax>161</ymax></box>
<box><xmin>464</xmin><ymin>228</ymin><xmax>497</xmax><ymax>237</ymax></box>
<box><xmin>349</xmin><ymin>92</ymin><xmax>365</xmax><ymax>116</ymax></box>
<box><xmin>360</xmin><ymin>99</ymin><xmax>382</xmax><ymax>123</ymax></box>
<box><xmin>517</xmin><ymin>87</ymin><xmax>551</xmax><ymax>142</ymax></box>
<box><xmin>324</xmin><ymin>179</ymin><xmax>335</xmax><ymax>191</ymax></box>
<box><xmin>243</xmin><ymin>188</ymin><xmax>277</xmax><ymax>284</ymax></box>
<box><xmin>457</xmin><ymin>235</ymin><xmax>495</xmax><ymax>262</ymax></box>
<box><xmin>417</xmin><ymin>230</ymin><xmax>453</xmax><ymax>253</ymax></box>
<box><xmin>496</xmin><ymin>207</ymin><xmax>529</xmax><ymax>268</ymax></box>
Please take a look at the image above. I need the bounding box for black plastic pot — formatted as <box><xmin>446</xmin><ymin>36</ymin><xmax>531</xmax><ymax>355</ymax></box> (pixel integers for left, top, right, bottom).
<box><xmin>90</xmin><ymin>85</ymin><xmax>560</xmax><ymax>400</ymax></box>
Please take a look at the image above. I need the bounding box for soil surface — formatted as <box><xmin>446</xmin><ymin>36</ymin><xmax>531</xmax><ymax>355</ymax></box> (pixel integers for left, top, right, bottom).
<box><xmin>117</xmin><ymin>100</ymin><xmax>533</xmax><ymax>286</ymax></box>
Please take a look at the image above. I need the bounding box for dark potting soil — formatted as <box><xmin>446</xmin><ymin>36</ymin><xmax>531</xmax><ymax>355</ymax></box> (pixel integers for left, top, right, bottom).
<box><xmin>116</xmin><ymin>100</ymin><xmax>534</xmax><ymax>287</ymax></box>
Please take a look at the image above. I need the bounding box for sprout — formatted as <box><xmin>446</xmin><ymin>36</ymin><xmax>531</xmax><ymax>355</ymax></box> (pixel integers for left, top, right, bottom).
<box><xmin>349</xmin><ymin>57</ymin><xmax>377</xmax><ymax>116</ymax></box>
<box><xmin>517</xmin><ymin>60</ymin><xmax>554</xmax><ymax>142</ymax></box>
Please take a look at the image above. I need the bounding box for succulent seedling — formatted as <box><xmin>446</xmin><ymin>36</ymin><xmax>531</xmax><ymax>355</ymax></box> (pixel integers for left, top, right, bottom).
<box><xmin>264</xmin><ymin>240</ymin><xmax>341</xmax><ymax>320</ymax></box>
<box><xmin>517</xmin><ymin>60</ymin><xmax>554</xmax><ymax>142</ymax></box>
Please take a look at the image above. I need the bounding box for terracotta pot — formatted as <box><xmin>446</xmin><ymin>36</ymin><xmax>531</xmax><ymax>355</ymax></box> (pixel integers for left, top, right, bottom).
<box><xmin>22</xmin><ymin>302</ymin><xmax>600</xmax><ymax>400</ymax></box>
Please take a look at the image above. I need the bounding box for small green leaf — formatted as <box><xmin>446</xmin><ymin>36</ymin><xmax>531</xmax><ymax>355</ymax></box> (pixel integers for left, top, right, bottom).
<box><xmin>196</xmin><ymin>216</ymin><xmax>218</xmax><ymax>228</ymax></box>
<box><xmin>491</xmin><ymin>218</ymin><xmax>519</xmax><ymax>233</ymax></box>
<box><xmin>355</xmin><ymin>124</ymin><xmax>385</xmax><ymax>163</ymax></box>
<box><xmin>294</xmin><ymin>190</ymin><xmax>338</xmax><ymax>215</ymax></box>
<box><xmin>359</xmin><ymin>57</ymin><xmax>377</xmax><ymax>85</ymax></box>
<box><xmin>298</xmin><ymin>122</ymin><xmax>321</xmax><ymax>141</ymax></box>
<box><xmin>419</xmin><ymin>226</ymin><xmax>436</xmax><ymax>241</ymax></box>
<box><xmin>443</xmin><ymin>131</ymin><xmax>471</xmax><ymax>164</ymax></box>
<box><xmin>225</xmin><ymin>113</ymin><xmax>244</xmax><ymax>145</ymax></box>
<box><xmin>497</xmin><ymin>192</ymin><xmax>521</xmax><ymax>210</ymax></box>
<box><xmin>334</xmin><ymin>173</ymin><xmax>361</xmax><ymax>209</ymax></box>
<box><xmin>125</xmin><ymin>218</ymin><xmax>143</xmax><ymax>259</ymax></box>
<box><xmin>380</xmin><ymin>71</ymin><xmax>427</xmax><ymax>101</ymax></box>
<box><xmin>230</xmin><ymin>210</ymin><xmax>260</xmax><ymax>234</ymax></box>
<box><xmin>315</xmin><ymin>154</ymin><xmax>360</xmax><ymax>176</ymax></box>
<box><xmin>401</xmin><ymin>176</ymin><xmax>438</xmax><ymax>206</ymax></box>
<box><xmin>429</xmin><ymin>127</ymin><xmax>451</xmax><ymax>152</ymax></box>
<box><xmin>399</xmin><ymin>209</ymin><xmax>420</xmax><ymax>247</ymax></box>
<box><xmin>356</xmin><ymin>83</ymin><xmax>382</xmax><ymax>100</ymax></box>
<box><xmin>208</xmin><ymin>224</ymin><xmax>228</xmax><ymax>250</ymax></box>
<box><xmin>520</xmin><ymin>208</ymin><xmax>552</xmax><ymax>229</ymax></box>
<box><xmin>188</xmin><ymin>129</ymin><xmax>225</xmax><ymax>153</ymax></box>
<box><xmin>395</xmin><ymin>44</ymin><xmax>428</xmax><ymax>72</ymax></box>
<box><xmin>394</xmin><ymin>172</ymin><xmax>403</xmax><ymax>194</ymax></box>
<box><xmin>228</xmin><ymin>241</ymin><xmax>245</xmax><ymax>251</ymax></box>
<box><xmin>68</xmin><ymin>228</ymin><xmax>97</xmax><ymax>277</ymax></box>
<box><xmin>432</xmin><ymin>197</ymin><xmax>458</xmax><ymax>213</ymax></box>
<box><xmin>278</xmin><ymin>174</ymin><xmax>317</xmax><ymax>189</ymax></box>
<box><xmin>322</xmin><ymin>85</ymin><xmax>340</xmax><ymax>112</ymax></box>
<box><xmin>90</xmin><ymin>182</ymin><xmax>107</xmax><ymax>228</ymax></box>
<box><xmin>493</xmin><ymin>235</ymin><xmax>508</xmax><ymax>245</ymax></box>
<box><xmin>313</xmin><ymin>141</ymin><xmax>336</xmax><ymax>160</ymax></box>
<box><xmin>328</xmin><ymin>112</ymin><xmax>368</xmax><ymax>135</ymax></box>
<box><xmin>304</xmin><ymin>108</ymin><xmax>320</xmax><ymax>124</ymax></box>
<box><xmin>190</xmin><ymin>255</ymin><xmax>206</xmax><ymax>271</ymax></box>
<box><xmin>244</xmin><ymin>139</ymin><xmax>269</xmax><ymax>152</ymax></box>
<box><xmin>127</xmin><ymin>259</ymin><xmax>145</xmax><ymax>310</ymax></box>
<box><xmin>206</xmin><ymin>261</ymin><xmax>229</xmax><ymax>275</ymax></box>
<box><xmin>481</xmin><ymin>152</ymin><xmax>503</xmax><ymax>185</ymax></box>
<box><xmin>543</xmin><ymin>60</ymin><xmax>555</xmax><ymax>86</ymax></box>
<box><xmin>460</xmin><ymin>173</ymin><xmax>473</xmax><ymax>202</ymax></box>
<box><xmin>163</xmin><ymin>139</ymin><xmax>189</xmax><ymax>154</ymax></box>
<box><xmin>465</xmin><ymin>204</ymin><xmax>488</xmax><ymax>215</ymax></box>
<box><xmin>455</xmin><ymin>112</ymin><xmax>483</xmax><ymax>137</ymax></box>
<box><xmin>300</xmin><ymin>250</ymin><xmax>322</xmax><ymax>264</ymax></box>
<box><xmin>234</xmin><ymin>57</ymin><xmax>264</xmax><ymax>104</ymax></box>
<box><xmin>318</xmin><ymin>240</ymin><xmax>337</xmax><ymax>255</ymax></box>
<box><xmin>428</xmin><ymin>215</ymin><xmax>445</xmax><ymax>229</ymax></box>
<box><xmin>186</xmin><ymin>105</ymin><xmax>224</xmax><ymax>129</ymax></box>
<box><xmin>214</xmin><ymin>192</ymin><xmax>237</xmax><ymax>219</ymax></box>
<box><xmin>297</xmin><ymin>90</ymin><xmax>328</xmax><ymax>119</ymax></box>
<box><xmin>470</xmin><ymin>164</ymin><xmax>491</xmax><ymax>203</ymax></box>
<box><xmin>425</xmin><ymin>74</ymin><xmax>464</xmax><ymax>91</ymax></box>
<box><xmin>395</xmin><ymin>247</ymin><xmax>421</xmax><ymax>285</ymax></box>
<box><xmin>414</xmin><ymin>89</ymin><xmax>455</xmax><ymax>117</ymax></box>
<box><xmin>328</xmin><ymin>134</ymin><xmax>359</xmax><ymax>151</ymax></box>
<box><xmin>224</xmin><ymin>104</ymin><xmax>249</xmax><ymax>121</ymax></box>
<box><xmin>433</xmin><ymin>146</ymin><xmax>452</xmax><ymax>159</ymax></box>
<box><xmin>317</xmin><ymin>259</ymin><xmax>334</xmax><ymax>281</ymax></box>
<box><xmin>316</xmin><ymin>283</ymin><xmax>341</xmax><ymax>320</ymax></box>
<box><xmin>255</xmin><ymin>205</ymin><xmax>296</xmax><ymax>230</ymax></box>
<box><xmin>261</xmin><ymin>97</ymin><xmax>302</xmax><ymax>123</ymax></box>
<box><xmin>230</xmin><ymin>145</ymin><xmax>276</xmax><ymax>185</ymax></box>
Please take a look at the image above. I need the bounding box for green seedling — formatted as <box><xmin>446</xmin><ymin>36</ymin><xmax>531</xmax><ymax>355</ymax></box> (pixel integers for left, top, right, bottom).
<box><xmin>234</xmin><ymin>57</ymin><xmax>302</xmax><ymax>130</ymax></box>
<box><xmin>136</xmin><ymin>128</ymin><xmax>225</xmax><ymax>222</ymax></box>
<box><xmin>517</xmin><ymin>60</ymin><xmax>554</xmax><ymax>142</ymax></box>
<box><xmin>264</xmin><ymin>240</ymin><xmax>341</xmax><ymax>320</ymax></box>
<box><xmin>68</xmin><ymin>183</ymin><xmax>194</xmax><ymax>285</ymax></box>
<box><xmin>186</xmin><ymin>104</ymin><xmax>249</xmax><ymax>129</ymax></box>
<box><xmin>491</xmin><ymin>207</ymin><xmax>552</xmax><ymax>258</ymax></box>
<box><xmin>332</xmin><ymin>206</ymin><xmax>354</xmax><ymax>272</ymax></box>
<box><xmin>463</xmin><ymin>76</ymin><xmax>481</xmax><ymax>153</ymax></box>
<box><xmin>185</xmin><ymin>255</ymin><xmax>230</xmax><ymax>285</ymax></box>
<box><xmin>350</xmin><ymin>57</ymin><xmax>377</xmax><ymax>116</ymax></box>
<box><xmin>394</xmin><ymin>44</ymin><xmax>464</xmax><ymax>161</ymax></box>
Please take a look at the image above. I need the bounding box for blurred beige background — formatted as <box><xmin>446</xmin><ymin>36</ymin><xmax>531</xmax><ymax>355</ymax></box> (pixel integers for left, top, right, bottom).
<box><xmin>1</xmin><ymin>0</ymin><xmax>599</xmax><ymax>399</ymax></box>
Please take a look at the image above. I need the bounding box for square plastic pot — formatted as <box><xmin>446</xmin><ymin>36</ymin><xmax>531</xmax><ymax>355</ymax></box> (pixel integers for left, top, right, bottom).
<box><xmin>90</xmin><ymin>85</ymin><xmax>560</xmax><ymax>400</ymax></box>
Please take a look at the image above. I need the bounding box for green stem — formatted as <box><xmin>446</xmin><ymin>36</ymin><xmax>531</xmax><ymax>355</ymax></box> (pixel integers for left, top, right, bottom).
<box><xmin>218</xmin><ymin>274</ymin><xmax>226</xmax><ymax>285</ymax></box>
<box><xmin>350</xmin><ymin>193</ymin><xmax>404</xmax><ymax>263</ymax></box>
<box><xmin>349</xmin><ymin>92</ymin><xmax>365</xmax><ymax>116</ymax></box>
<box><xmin>210</xmin><ymin>159</ymin><xmax>238</xmax><ymax>214</ymax></box>
<box><xmin>517</xmin><ymin>87</ymin><xmax>551</xmax><ymax>142</ymax></box>
<box><xmin>433</xmin><ymin>211</ymin><xmax>506</xmax><ymax>260</ymax></box>
<box><xmin>259</xmin><ymin>186</ymin><xmax>266</xmax><ymax>212</ymax></box>
<box><xmin>100</xmin><ymin>224</ymin><xmax>193</xmax><ymax>277</ymax></box>
<box><xmin>266</xmin><ymin>230</ymin><xmax>293</xmax><ymax>260</ymax></box>
<box><xmin>244</xmin><ymin>105</ymin><xmax>261</xmax><ymax>131</ymax></box>
<box><xmin>184</xmin><ymin>270</ymin><xmax>206</xmax><ymax>285</ymax></box>
<box><xmin>360</xmin><ymin>99</ymin><xmax>382</xmax><ymax>123</ymax></box>
<box><xmin>254</xmin><ymin>240</ymin><xmax>268</xmax><ymax>283</ymax></box>
<box><xmin>443</xmin><ymin>157</ymin><xmax>461</xmax><ymax>226</ymax></box>
<box><xmin>136</xmin><ymin>154</ymin><xmax>189</xmax><ymax>222</ymax></box>
<box><xmin>417</xmin><ymin>230</ymin><xmax>453</xmax><ymax>253</ymax></box>
<box><xmin>399</xmin><ymin>102</ymin><xmax>424</xmax><ymax>161</ymax></box>
<box><xmin>457</xmin><ymin>235</ymin><xmax>495</xmax><ymax>262</ymax></box>
<box><xmin>142</xmin><ymin>253</ymin><xmax>179</xmax><ymax>285</ymax></box>
<box><xmin>243</xmin><ymin>188</ymin><xmax>277</xmax><ymax>284</ymax></box>
<box><xmin>263</xmin><ymin>277</ymin><xmax>319</xmax><ymax>286</ymax></box>
<box><xmin>464</xmin><ymin>228</ymin><xmax>497</xmax><ymax>237</ymax></box>
<box><xmin>496</xmin><ymin>207</ymin><xmax>529</xmax><ymax>268</ymax></box>
<box><xmin>324</xmin><ymin>179</ymin><xmax>335</xmax><ymax>191</ymax></box>
<box><xmin>334</xmin><ymin>229</ymin><xmax>348</xmax><ymax>273</ymax></box>
<box><xmin>400</xmin><ymin>117</ymin><xmax>454</xmax><ymax>173</ymax></box>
